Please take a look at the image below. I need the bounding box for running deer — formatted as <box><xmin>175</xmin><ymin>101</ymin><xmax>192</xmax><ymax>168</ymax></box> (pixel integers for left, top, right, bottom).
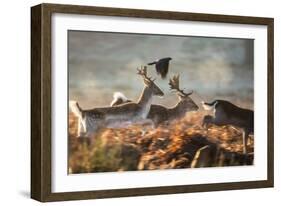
<box><xmin>69</xmin><ymin>66</ymin><xmax>164</xmax><ymax>138</ymax></box>
<box><xmin>111</xmin><ymin>74</ymin><xmax>199</xmax><ymax>126</ymax></box>
<box><xmin>202</xmin><ymin>100</ymin><xmax>254</xmax><ymax>154</ymax></box>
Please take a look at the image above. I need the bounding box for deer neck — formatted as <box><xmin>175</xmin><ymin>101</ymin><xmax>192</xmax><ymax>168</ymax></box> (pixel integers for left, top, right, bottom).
<box><xmin>168</xmin><ymin>101</ymin><xmax>186</xmax><ymax>119</ymax></box>
<box><xmin>137</xmin><ymin>86</ymin><xmax>153</xmax><ymax>114</ymax></box>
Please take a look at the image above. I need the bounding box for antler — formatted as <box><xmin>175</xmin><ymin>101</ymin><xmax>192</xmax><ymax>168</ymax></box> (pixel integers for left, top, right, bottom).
<box><xmin>169</xmin><ymin>74</ymin><xmax>193</xmax><ymax>97</ymax></box>
<box><xmin>137</xmin><ymin>66</ymin><xmax>155</xmax><ymax>82</ymax></box>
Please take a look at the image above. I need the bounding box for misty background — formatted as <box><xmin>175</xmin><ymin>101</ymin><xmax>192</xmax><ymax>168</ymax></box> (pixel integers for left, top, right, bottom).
<box><xmin>68</xmin><ymin>31</ymin><xmax>254</xmax><ymax>109</ymax></box>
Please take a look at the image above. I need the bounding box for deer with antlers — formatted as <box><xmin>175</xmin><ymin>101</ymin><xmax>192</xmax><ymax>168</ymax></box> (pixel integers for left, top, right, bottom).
<box><xmin>69</xmin><ymin>66</ymin><xmax>164</xmax><ymax>138</ymax></box>
<box><xmin>111</xmin><ymin>74</ymin><xmax>199</xmax><ymax>127</ymax></box>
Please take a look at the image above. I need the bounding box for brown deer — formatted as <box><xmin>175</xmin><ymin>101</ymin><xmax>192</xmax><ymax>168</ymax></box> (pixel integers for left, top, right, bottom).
<box><xmin>111</xmin><ymin>74</ymin><xmax>199</xmax><ymax>127</ymax></box>
<box><xmin>69</xmin><ymin>66</ymin><xmax>164</xmax><ymax>138</ymax></box>
<box><xmin>202</xmin><ymin>100</ymin><xmax>254</xmax><ymax>154</ymax></box>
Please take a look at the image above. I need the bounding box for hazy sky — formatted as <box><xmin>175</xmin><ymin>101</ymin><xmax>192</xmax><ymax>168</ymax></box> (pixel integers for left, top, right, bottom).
<box><xmin>68</xmin><ymin>31</ymin><xmax>254</xmax><ymax>109</ymax></box>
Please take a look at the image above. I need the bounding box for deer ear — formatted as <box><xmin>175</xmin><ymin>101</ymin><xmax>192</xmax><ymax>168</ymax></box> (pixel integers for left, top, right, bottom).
<box><xmin>178</xmin><ymin>92</ymin><xmax>185</xmax><ymax>99</ymax></box>
<box><xmin>143</xmin><ymin>78</ymin><xmax>151</xmax><ymax>86</ymax></box>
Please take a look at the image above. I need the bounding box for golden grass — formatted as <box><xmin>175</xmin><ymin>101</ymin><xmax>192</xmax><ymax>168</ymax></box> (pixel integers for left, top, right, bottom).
<box><xmin>68</xmin><ymin>111</ymin><xmax>254</xmax><ymax>174</ymax></box>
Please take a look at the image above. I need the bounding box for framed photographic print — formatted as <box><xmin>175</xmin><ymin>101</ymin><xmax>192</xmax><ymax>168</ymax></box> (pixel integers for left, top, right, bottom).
<box><xmin>31</xmin><ymin>3</ymin><xmax>274</xmax><ymax>202</ymax></box>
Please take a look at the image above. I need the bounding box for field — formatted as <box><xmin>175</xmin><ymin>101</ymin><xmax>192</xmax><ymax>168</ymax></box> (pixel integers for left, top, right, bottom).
<box><xmin>68</xmin><ymin>108</ymin><xmax>254</xmax><ymax>174</ymax></box>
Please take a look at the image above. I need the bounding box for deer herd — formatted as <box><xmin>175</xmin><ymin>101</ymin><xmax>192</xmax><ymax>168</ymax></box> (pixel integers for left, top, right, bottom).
<box><xmin>70</xmin><ymin>65</ymin><xmax>254</xmax><ymax>154</ymax></box>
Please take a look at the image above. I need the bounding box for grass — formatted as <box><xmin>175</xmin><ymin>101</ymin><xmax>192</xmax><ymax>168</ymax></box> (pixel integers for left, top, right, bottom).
<box><xmin>68</xmin><ymin>110</ymin><xmax>254</xmax><ymax>174</ymax></box>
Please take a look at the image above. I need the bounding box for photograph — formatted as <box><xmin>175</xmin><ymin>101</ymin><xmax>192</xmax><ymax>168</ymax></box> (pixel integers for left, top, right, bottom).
<box><xmin>30</xmin><ymin>3</ymin><xmax>273</xmax><ymax>201</ymax></box>
<box><xmin>68</xmin><ymin>31</ymin><xmax>254</xmax><ymax>174</ymax></box>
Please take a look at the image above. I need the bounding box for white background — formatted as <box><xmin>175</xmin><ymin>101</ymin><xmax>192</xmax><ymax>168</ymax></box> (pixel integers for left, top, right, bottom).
<box><xmin>0</xmin><ymin>0</ymin><xmax>279</xmax><ymax>205</ymax></box>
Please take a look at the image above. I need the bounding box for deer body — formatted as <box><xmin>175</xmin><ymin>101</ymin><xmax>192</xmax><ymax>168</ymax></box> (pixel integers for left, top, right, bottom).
<box><xmin>146</xmin><ymin>98</ymin><xmax>198</xmax><ymax>126</ymax></box>
<box><xmin>111</xmin><ymin>75</ymin><xmax>199</xmax><ymax>126</ymax></box>
<box><xmin>202</xmin><ymin>100</ymin><xmax>254</xmax><ymax>154</ymax></box>
<box><xmin>70</xmin><ymin>67</ymin><xmax>164</xmax><ymax>138</ymax></box>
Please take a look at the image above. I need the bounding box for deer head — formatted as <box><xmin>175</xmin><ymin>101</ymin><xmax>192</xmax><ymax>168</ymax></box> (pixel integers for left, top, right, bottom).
<box><xmin>169</xmin><ymin>74</ymin><xmax>198</xmax><ymax>111</ymax></box>
<box><xmin>137</xmin><ymin>66</ymin><xmax>164</xmax><ymax>97</ymax></box>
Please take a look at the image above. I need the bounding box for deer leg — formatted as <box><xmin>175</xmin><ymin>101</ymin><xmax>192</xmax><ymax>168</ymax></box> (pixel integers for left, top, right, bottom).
<box><xmin>138</xmin><ymin>119</ymin><xmax>155</xmax><ymax>136</ymax></box>
<box><xmin>242</xmin><ymin>129</ymin><xmax>250</xmax><ymax>154</ymax></box>
<box><xmin>202</xmin><ymin>115</ymin><xmax>214</xmax><ymax>128</ymax></box>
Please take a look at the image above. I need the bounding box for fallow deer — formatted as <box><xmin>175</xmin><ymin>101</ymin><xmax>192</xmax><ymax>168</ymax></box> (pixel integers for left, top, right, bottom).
<box><xmin>202</xmin><ymin>100</ymin><xmax>254</xmax><ymax>154</ymax></box>
<box><xmin>69</xmin><ymin>66</ymin><xmax>164</xmax><ymax>138</ymax></box>
<box><xmin>111</xmin><ymin>75</ymin><xmax>199</xmax><ymax>127</ymax></box>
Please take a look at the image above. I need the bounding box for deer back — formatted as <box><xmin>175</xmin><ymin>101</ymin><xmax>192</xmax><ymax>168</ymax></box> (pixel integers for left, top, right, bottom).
<box><xmin>211</xmin><ymin>100</ymin><xmax>254</xmax><ymax>132</ymax></box>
